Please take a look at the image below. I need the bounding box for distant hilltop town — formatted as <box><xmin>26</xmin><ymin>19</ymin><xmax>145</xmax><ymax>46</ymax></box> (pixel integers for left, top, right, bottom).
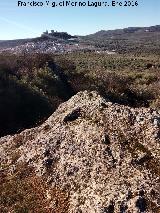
<box><xmin>1</xmin><ymin>25</ymin><xmax>160</xmax><ymax>55</ymax></box>
<box><xmin>0</xmin><ymin>29</ymin><xmax>94</xmax><ymax>54</ymax></box>
<box><xmin>41</xmin><ymin>30</ymin><xmax>77</xmax><ymax>40</ymax></box>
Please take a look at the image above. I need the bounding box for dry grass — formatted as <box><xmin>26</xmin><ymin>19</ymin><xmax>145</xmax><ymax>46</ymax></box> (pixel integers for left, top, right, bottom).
<box><xmin>0</xmin><ymin>163</ymin><xmax>70</xmax><ymax>213</ymax></box>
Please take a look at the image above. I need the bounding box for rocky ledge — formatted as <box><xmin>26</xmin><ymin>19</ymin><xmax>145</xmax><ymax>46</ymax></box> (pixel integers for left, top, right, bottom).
<box><xmin>0</xmin><ymin>91</ymin><xmax>160</xmax><ymax>212</ymax></box>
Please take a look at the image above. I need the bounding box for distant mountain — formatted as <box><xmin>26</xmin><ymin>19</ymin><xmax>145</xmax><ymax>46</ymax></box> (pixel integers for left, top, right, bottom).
<box><xmin>81</xmin><ymin>25</ymin><xmax>160</xmax><ymax>54</ymax></box>
<box><xmin>0</xmin><ymin>31</ymin><xmax>77</xmax><ymax>50</ymax></box>
<box><xmin>0</xmin><ymin>25</ymin><xmax>160</xmax><ymax>54</ymax></box>
<box><xmin>84</xmin><ymin>25</ymin><xmax>160</xmax><ymax>39</ymax></box>
<box><xmin>0</xmin><ymin>38</ymin><xmax>33</xmax><ymax>49</ymax></box>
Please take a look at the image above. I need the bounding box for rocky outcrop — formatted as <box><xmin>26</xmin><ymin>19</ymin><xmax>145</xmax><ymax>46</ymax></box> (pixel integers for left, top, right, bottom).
<box><xmin>0</xmin><ymin>91</ymin><xmax>160</xmax><ymax>212</ymax></box>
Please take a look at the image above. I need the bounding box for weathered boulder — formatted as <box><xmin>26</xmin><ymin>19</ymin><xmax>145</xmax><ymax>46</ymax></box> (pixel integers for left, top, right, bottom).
<box><xmin>0</xmin><ymin>91</ymin><xmax>160</xmax><ymax>212</ymax></box>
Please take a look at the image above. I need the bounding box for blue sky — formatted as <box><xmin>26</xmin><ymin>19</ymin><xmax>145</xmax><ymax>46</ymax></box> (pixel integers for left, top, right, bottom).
<box><xmin>0</xmin><ymin>0</ymin><xmax>159</xmax><ymax>40</ymax></box>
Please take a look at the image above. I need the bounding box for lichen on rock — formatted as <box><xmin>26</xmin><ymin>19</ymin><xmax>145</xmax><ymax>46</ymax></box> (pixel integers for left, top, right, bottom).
<box><xmin>0</xmin><ymin>91</ymin><xmax>160</xmax><ymax>212</ymax></box>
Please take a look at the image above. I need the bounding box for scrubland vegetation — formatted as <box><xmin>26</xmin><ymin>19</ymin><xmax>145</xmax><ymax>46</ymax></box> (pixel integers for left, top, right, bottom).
<box><xmin>0</xmin><ymin>52</ymin><xmax>159</xmax><ymax>137</ymax></box>
<box><xmin>0</xmin><ymin>49</ymin><xmax>160</xmax><ymax>213</ymax></box>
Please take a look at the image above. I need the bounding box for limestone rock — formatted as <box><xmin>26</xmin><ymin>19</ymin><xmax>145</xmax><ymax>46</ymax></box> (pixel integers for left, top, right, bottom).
<box><xmin>0</xmin><ymin>91</ymin><xmax>160</xmax><ymax>212</ymax></box>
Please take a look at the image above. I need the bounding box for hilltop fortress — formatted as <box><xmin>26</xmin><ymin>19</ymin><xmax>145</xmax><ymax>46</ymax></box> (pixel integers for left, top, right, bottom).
<box><xmin>41</xmin><ymin>30</ymin><xmax>77</xmax><ymax>40</ymax></box>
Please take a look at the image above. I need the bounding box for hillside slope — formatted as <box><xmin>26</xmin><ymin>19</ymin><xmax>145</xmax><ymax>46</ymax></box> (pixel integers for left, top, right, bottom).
<box><xmin>1</xmin><ymin>25</ymin><xmax>160</xmax><ymax>54</ymax></box>
<box><xmin>85</xmin><ymin>25</ymin><xmax>160</xmax><ymax>39</ymax></box>
<box><xmin>82</xmin><ymin>25</ymin><xmax>160</xmax><ymax>54</ymax></box>
<box><xmin>1</xmin><ymin>91</ymin><xmax>160</xmax><ymax>212</ymax></box>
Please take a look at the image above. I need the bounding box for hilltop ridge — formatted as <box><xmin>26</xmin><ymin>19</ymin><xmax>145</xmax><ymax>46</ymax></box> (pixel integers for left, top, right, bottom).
<box><xmin>0</xmin><ymin>25</ymin><xmax>160</xmax><ymax>54</ymax></box>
